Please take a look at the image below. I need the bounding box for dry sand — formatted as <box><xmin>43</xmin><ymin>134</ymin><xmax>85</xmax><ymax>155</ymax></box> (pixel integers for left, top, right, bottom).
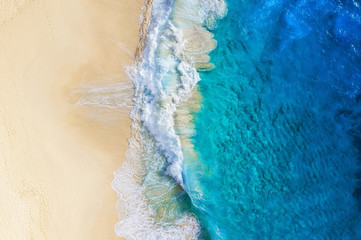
<box><xmin>0</xmin><ymin>0</ymin><xmax>144</xmax><ymax>239</ymax></box>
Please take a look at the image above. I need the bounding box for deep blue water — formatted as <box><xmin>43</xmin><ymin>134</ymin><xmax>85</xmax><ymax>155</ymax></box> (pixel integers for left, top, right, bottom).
<box><xmin>184</xmin><ymin>0</ymin><xmax>361</xmax><ymax>239</ymax></box>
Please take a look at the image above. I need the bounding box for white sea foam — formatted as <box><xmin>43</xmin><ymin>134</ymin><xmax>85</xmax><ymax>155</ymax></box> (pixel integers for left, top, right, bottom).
<box><xmin>111</xmin><ymin>0</ymin><xmax>226</xmax><ymax>238</ymax></box>
<box><xmin>112</xmin><ymin>120</ymin><xmax>200</xmax><ymax>239</ymax></box>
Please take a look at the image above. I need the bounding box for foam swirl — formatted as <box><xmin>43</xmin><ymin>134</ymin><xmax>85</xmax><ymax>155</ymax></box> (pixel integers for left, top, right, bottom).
<box><xmin>111</xmin><ymin>0</ymin><xmax>226</xmax><ymax>238</ymax></box>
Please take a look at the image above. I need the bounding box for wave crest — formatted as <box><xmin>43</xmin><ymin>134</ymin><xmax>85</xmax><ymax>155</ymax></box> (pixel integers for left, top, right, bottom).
<box><xmin>111</xmin><ymin>0</ymin><xmax>226</xmax><ymax>238</ymax></box>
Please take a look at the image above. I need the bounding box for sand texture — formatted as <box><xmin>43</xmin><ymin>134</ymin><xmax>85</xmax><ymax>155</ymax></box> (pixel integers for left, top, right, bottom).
<box><xmin>0</xmin><ymin>0</ymin><xmax>143</xmax><ymax>239</ymax></box>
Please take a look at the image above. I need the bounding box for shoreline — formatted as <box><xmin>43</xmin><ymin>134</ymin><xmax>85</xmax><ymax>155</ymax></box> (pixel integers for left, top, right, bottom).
<box><xmin>111</xmin><ymin>0</ymin><xmax>226</xmax><ymax>238</ymax></box>
<box><xmin>136</xmin><ymin>0</ymin><xmax>154</xmax><ymax>60</ymax></box>
<box><xmin>0</xmin><ymin>0</ymin><xmax>144</xmax><ymax>239</ymax></box>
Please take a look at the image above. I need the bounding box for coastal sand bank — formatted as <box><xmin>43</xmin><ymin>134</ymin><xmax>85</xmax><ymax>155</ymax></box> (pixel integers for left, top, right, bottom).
<box><xmin>0</xmin><ymin>0</ymin><xmax>144</xmax><ymax>239</ymax></box>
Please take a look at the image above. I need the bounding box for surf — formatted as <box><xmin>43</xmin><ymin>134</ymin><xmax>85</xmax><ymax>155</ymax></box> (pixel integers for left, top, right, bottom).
<box><xmin>111</xmin><ymin>0</ymin><xmax>226</xmax><ymax>239</ymax></box>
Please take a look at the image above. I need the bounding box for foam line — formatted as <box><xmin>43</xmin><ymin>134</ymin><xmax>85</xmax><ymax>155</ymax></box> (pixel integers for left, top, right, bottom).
<box><xmin>111</xmin><ymin>0</ymin><xmax>226</xmax><ymax>238</ymax></box>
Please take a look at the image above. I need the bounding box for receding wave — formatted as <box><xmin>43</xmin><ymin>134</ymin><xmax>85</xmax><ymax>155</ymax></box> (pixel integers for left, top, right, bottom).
<box><xmin>111</xmin><ymin>0</ymin><xmax>226</xmax><ymax>239</ymax></box>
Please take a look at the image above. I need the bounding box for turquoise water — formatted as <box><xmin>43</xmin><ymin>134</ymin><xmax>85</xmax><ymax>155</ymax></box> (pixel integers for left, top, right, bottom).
<box><xmin>183</xmin><ymin>0</ymin><xmax>361</xmax><ymax>239</ymax></box>
<box><xmin>112</xmin><ymin>0</ymin><xmax>361</xmax><ymax>238</ymax></box>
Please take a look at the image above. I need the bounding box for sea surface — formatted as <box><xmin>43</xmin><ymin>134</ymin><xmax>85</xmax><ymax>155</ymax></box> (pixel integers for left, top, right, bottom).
<box><xmin>112</xmin><ymin>0</ymin><xmax>361</xmax><ymax>239</ymax></box>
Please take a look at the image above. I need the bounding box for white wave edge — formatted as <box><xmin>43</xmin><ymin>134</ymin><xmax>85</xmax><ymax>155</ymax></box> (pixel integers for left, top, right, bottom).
<box><xmin>111</xmin><ymin>0</ymin><xmax>226</xmax><ymax>239</ymax></box>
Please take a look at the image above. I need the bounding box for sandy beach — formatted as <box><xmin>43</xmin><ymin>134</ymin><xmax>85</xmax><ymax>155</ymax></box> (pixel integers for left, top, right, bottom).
<box><xmin>0</xmin><ymin>0</ymin><xmax>143</xmax><ymax>239</ymax></box>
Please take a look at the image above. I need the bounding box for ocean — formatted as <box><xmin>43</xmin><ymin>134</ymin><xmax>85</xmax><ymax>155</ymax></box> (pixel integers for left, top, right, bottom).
<box><xmin>112</xmin><ymin>0</ymin><xmax>361</xmax><ymax>239</ymax></box>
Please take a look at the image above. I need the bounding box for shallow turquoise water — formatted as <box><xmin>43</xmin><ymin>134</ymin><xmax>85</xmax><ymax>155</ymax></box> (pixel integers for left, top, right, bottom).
<box><xmin>183</xmin><ymin>0</ymin><xmax>361</xmax><ymax>239</ymax></box>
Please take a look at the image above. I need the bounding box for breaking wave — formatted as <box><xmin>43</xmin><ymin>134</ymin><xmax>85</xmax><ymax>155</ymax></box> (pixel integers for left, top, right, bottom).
<box><xmin>111</xmin><ymin>0</ymin><xmax>226</xmax><ymax>239</ymax></box>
